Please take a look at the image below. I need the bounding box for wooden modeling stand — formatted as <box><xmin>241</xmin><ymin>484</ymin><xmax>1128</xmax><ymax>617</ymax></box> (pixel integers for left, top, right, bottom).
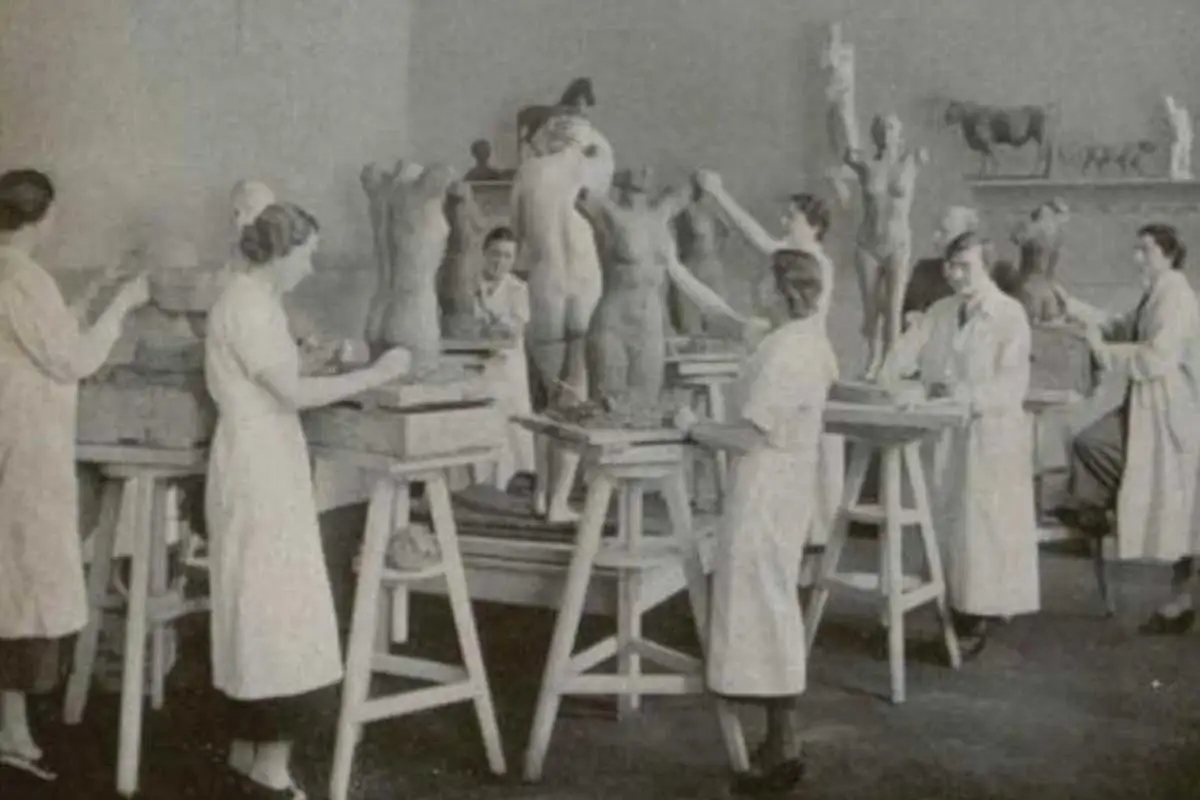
<box><xmin>806</xmin><ymin>402</ymin><xmax>967</xmax><ymax>704</ymax></box>
<box><xmin>65</xmin><ymin>444</ymin><xmax>209</xmax><ymax>797</ymax></box>
<box><xmin>665</xmin><ymin>345</ymin><xmax>742</xmax><ymax>512</ymax></box>
<box><xmin>304</xmin><ymin>386</ymin><xmax>508</xmax><ymax>800</ymax></box>
<box><xmin>517</xmin><ymin>415</ymin><xmax>748</xmax><ymax>782</ymax></box>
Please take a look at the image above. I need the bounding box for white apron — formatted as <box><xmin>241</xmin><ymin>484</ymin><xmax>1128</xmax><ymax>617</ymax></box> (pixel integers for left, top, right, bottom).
<box><xmin>880</xmin><ymin>285</ymin><xmax>1040</xmax><ymax>617</ymax></box>
<box><xmin>205</xmin><ymin>273</ymin><xmax>342</xmax><ymax>700</ymax></box>
<box><xmin>0</xmin><ymin>248</ymin><xmax>115</xmax><ymax>639</ymax></box>
<box><xmin>708</xmin><ymin>317</ymin><xmax>837</xmax><ymax>697</ymax></box>
<box><xmin>477</xmin><ymin>273</ymin><xmax>536</xmax><ymax>487</ymax></box>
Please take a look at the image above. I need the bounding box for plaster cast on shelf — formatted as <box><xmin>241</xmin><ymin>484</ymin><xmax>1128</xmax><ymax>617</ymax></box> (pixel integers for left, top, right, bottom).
<box><xmin>463</xmin><ymin>139</ymin><xmax>514</xmax><ymax>183</ymax></box>
<box><xmin>943</xmin><ymin>100</ymin><xmax>1055</xmax><ymax>178</ymax></box>
<box><xmin>1165</xmin><ymin>95</ymin><xmax>1194</xmax><ymax>181</ymax></box>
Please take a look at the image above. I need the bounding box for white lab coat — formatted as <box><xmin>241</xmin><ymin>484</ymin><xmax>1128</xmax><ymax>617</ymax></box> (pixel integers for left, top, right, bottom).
<box><xmin>1072</xmin><ymin>270</ymin><xmax>1200</xmax><ymax>561</ymax></box>
<box><xmin>880</xmin><ymin>284</ymin><xmax>1040</xmax><ymax>617</ymax></box>
<box><xmin>708</xmin><ymin>316</ymin><xmax>838</xmax><ymax>697</ymax></box>
<box><xmin>0</xmin><ymin>248</ymin><xmax>120</xmax><ymax>638</ymax></box>
<box><xmin>812</xmin><ymin>248</ymin><xmax>844</xmax><ymax>546</ymax></box>
<box><xmin>476</xmin><ymin>273</ymin><xmax>536</xmax><ymax>487</ymax></box>
<box><xmin>205</xmin><ymin>273</ymin><xmax>343</xmax><ymax>700</ymax></box>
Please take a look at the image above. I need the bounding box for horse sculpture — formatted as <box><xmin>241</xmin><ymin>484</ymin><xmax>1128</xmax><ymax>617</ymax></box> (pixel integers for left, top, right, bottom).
<box><xmin>516</xmin><ymin>77</ymin><xmax>596</xmax><ymax>160</ymax></box>
<box><xmin>944</xmin><ymin>100</ymin><xmax>1056</xmax><ymax>178</ymax></box>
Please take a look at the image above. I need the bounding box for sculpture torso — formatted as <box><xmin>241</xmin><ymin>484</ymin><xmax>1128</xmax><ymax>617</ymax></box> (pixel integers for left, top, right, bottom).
<box><xmin>856</xmin><ymin>150</ymin><xmax>920</xmax><ymax>256</ymax></box>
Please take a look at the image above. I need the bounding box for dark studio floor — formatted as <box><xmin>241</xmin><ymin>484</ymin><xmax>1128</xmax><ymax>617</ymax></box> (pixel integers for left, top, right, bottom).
<box><xmin>9</xmin><ymin>504</ymin><xmax>1200</xmax><ymax>800</ymax></box>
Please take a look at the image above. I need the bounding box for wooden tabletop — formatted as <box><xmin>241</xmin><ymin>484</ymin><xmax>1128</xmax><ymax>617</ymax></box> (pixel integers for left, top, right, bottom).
<box><xmin>77</xmin><ymin>443</ymin><xmax>209</xmax><ymax>471</ymax></box>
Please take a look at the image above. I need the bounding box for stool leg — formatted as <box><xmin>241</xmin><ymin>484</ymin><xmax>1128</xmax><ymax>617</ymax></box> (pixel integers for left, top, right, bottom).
<box><xmin>117</xmin><ymin>476</ymin><xmax>155</xmax><ymax>797</ymax></box>
<box><xmin>617</xmin><ymin>482</ymin><xmax>644</xmax><ymax>719</ymax></box>
<box><xmin>331</xmin><ymin>479</ymin><xmax>397</xmax><ymax>800</ymax></box>
<box><xmin>661</xmin><ymin>469</ymin><xmax>749</xmax><ymax>774</ymax></box>
<box><xmin>806</xmin><ymin>442</ymin><xmax>873</xmax><ymax>649</ymax></box>
<box><xmin>65</xmin><ymin>480</ymin><xmax>124</xmax><ymax>725</ymax></box>
<box><xmin>149</xmin><ymin>483</ymin><xmax>170</xmax><ymax>711</ymax></box>
<box><xmin>706</xmin><ymin>385</ymin><xmax>728</xmax><ymax>512</ymax></box>
<box><xmin>427</xmin><ymin>473</ymin><xmax>507</xmax><ymax>776</ymax></box>
<box><xmin>524</xmin><ymin>471</ymin><xmax>615</xmax><ymax>782</ymax></box>
<box><xmin>903</xmin><ymin>444</ymin><xmax>961</xmax><ymax>669</ymax></box>
<box><xmin>881</xmin><ymin>447</ymin><xmax>906</xmax><ymax>704</ymax></box>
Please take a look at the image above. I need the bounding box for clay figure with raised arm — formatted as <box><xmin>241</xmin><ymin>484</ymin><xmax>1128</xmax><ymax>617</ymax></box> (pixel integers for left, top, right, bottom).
<box><xmin>669</xmin><ymin>187</ymin><xmax>731</xmax><ymax>336</ymax></box>
<box><xmin>510</xmin><ymin>113</ymin><xmax>614</xmax><ymax>521</ymax></box>
<box><xmin>822</xmin><ymin>23</ymin><xmax>860</xmax><ymax>208</ymax></box>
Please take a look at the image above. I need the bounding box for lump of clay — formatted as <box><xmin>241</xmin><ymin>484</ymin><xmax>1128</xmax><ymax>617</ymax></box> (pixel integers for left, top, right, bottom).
<box><xmin>386</xmin><ymin>524</ymin><xmax>441</xmax><ymax>572</ymax></box>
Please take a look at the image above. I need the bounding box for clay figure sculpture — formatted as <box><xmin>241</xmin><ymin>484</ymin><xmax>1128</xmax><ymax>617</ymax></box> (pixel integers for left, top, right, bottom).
<box><xmin>438</xmin><ymin>181</ymin><xmax>488</xmax><ymax>338</ymax></box>
<box><xmin>516</xmin><ymin>77</ymin><xmax>596</xmax><ymax>161</ymax></box>
<box><xmin>511</xmin><ymin>113</ymin><xmax>614</xmax><ymax>522</ymax></box>
<box><xmin>1058</xmin><ymin>140</ymin><xmax>1160</xmax><ymax>177</ymax></box>
<box><xmin>463</xmin><ymin>139</ymin><xmax>512</xmax><ymax>182</ymax></box>
<box><xmin>822</xmin><ymin>23</ymin><xmax>860</xmax><ymax>208</ymax></box>
<box><xmin>362</xmin><ymin>160</ymin><xmax>455</xmax><ymax>371</ymax></box>
<box><xmin>1009</xmin><ymin>198</ymin><xmax>1070</xmax><ymax>322</ymax></box>
<box><xmin>1165</xmin><ymin>95</ymin><xmax>1194</xmax><ymax>180</ymax></box>
<box><xmin>943</xmin><ymin>100</ymin><xmax>1055</xmax><ymax>177</ymax></box>
<box><xmin>842</xmin><ymin>113</ymin><xmax>929</xmax><ymax>378</ymax></box>
<box><xmin>581</xmin><ymin>167</ymin><xmax>747</xmax><ymax>408</ymax></box>
<box><xmin>669</xmin><ymin>190</ymin><xmax>731</xmax><ymax>336</ymax></box>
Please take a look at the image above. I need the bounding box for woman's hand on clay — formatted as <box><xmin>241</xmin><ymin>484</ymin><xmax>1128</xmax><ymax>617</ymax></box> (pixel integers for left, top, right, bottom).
<box><xmin>372</xmin><ymin>347</ymin><xmax>413</xmax><ymax>382</ymax></box>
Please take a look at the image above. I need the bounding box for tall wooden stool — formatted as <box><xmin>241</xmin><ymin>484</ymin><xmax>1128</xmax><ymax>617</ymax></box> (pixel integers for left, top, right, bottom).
<box><xmin>806</xmin><ymin>402</ymin><xmax>966</xmax><ymax>704</ymax></box>
<box><xmin>317</xmin><ymin>446</ymin><xmax>507</xmax><ymax>800</ymax></box>
<box><xmin>65</xmin><ymin>445</ymin><xmax>209</xmax><ymax>797</ymax></box>
<box><xmin>517</xmin><ymin>416</ymin><xmax>748</xmax><ymax>782</ymax></box>
<box><xmin>665</xmin><ymin>349</ymin><xmax>740</xmax><ymax>513</ymax></box>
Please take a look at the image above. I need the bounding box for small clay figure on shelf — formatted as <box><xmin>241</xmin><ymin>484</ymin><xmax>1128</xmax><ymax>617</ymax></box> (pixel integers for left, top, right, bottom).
<box><xmin>580</xmin><ymin>167</ymin><xmax>749</xmax><ymax>408</ymax></box>
<box><xmin>463</xmin><ymin>139</ymin><xmax>513</xmax><ymax>183</ymax></box>
<box><xmin>840</xmin><ymin>111</ymin><xmax>929</xmax><ymax>377</ymax></box>
<box><xmin>1008</xmin><ymin>198</ymin><xmax>1070</xmax><ymax>322</ymax></box>
<box><xmin>515</xmin><ymin>77</ymin><xmax>596</xmax><ymax>162</ymax></box>
<box><xmin>943</xmin><ymin>100</ymin><xmax>1055</xmax><ymax>178</ymax></box>
<box><xmin>668</xmin><ymin>189</ymin><xmax>730</xmax><ymax>336</ymax></box>
<box><xmin>1058</xmin><ymin>140</ymin><xmax>1160</xmax><ymax>178</ymax></box>
<box><xmin>437</xmin><ymin>181</ymin><xmax>488</xmax><ymax>339</ymax></box>
<box><xmin>1165</xmin><ymin>95</ymin><xmax>1194</xmax><ymax>180</ymax></box>
<box><xmin>822</xmin><ymin>23</ymin><xmax>860</xmax><ymax>208</ymax></box>
<box><xmin>361</xmin><ymin>160</ymin><xmax>456</xmax><ymax>372</ymax></box>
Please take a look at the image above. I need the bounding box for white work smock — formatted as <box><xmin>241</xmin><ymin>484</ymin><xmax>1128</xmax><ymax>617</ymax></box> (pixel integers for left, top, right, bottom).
<box><xmin>708</xmin><ymin>316</ymin><xmax>838</xmax><ymax>697</ymax></box>
<box><xmin>476</xmin><ymin>273</ymin><xmax>536</xmax><ymax>486</ymax></box>
<box><xmin>880</xmin><ymin>283</ymin><xmax>1040</xmax><ymax>617</ymax></box>
<box><xmin>0</xmin><ymin>247</ymin><xmax>122</xmax><ymax>639</ymax></box>
<box><xmin>205</xmin><ymin>272</ymin><xmax>342</xmax><ymax>700</ymax></box>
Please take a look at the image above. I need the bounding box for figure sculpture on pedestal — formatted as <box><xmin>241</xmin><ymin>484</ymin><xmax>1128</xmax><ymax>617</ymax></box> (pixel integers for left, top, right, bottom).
<box><xmin>669</xmin><ymin>190</ymin><xmax>730</xmax><ymax>336</ymax></box>
<box><xmin>438</xmin><ymin>181</ymin><xmax>487</xmax><ymax>338</ymax></box>
<box><xmin>1008</xmin><ymin>198</ymin><xmax>1070</xmax><ymax>322</ymax></box>
<box><xmin>1165</xmin><ymin>95</ymin><xmax>1194</xmax><ymax>180</ymax></box>
<box><xmin>511</xmin><ymin>113</ymin><xmax>613</xmax><ymax>521</ymax></box>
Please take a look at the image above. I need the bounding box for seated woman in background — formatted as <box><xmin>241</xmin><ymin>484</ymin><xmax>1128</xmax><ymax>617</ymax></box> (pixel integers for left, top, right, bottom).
<box><xmin>0</xmin><ymin>169</ymin><xmax>149</xmax><ymax>783</ymax></box>
<box><xmin>204</xmin><ymin>203</ymin><xmax>411</xmax><ymax>797</ymax></box>
<box><xmin>878</xmin><ymin>231</ymin><xmax>1039</xmax><ymax>658</ymax></box>
<box><xmin>677</xmin><ymin>249</ymin><xmax>838</xmax><ymax>796</ymax></box>
<box><xmin>1055</xmin><ymin>224</ymin><xmax>1200</xmax><ymax>635</ymax></box>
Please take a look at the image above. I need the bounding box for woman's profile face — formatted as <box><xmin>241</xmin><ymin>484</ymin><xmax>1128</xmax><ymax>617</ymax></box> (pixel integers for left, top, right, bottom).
<box><xmin>1133</xmin><ymin>234</ymin><xmax>1168</xmax><ymax>283</ymax></box>
<box><xmin>35</xmin><ymin>203</ymin><xmax>57</xmax><ymax>246</ymax></box>
<box><xmin>278</xmin><ymin>236</ymin><xmax>317</xmax><ymax>292</ymax></box>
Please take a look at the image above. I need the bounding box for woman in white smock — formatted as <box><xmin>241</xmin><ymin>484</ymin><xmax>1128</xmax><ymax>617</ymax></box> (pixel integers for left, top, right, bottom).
<box><xmin>0</xmin><ymin>169</ymin><xmax>149</xmax><ymax>783</ymax></box>
<box><xmin>679</xmin><ymin>249</ymin><xmax>837</xmax><ymax>796</ymax></box>
<box><xmin>878</xmin><ymin>231</ymin><xmax>1039</xmax><ymax>656</ymax></box>
<box><xmin>474</xmin><ymin>226</ymin><xmax>536</xmax><ymax>489</ymax></box>
<box><xmin>205</xmin><ymin>203</ymin><xmax>411</xmax><ymax>797</ymax></box>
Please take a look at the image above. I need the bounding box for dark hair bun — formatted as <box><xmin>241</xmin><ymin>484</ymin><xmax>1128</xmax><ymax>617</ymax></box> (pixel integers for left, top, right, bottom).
<box><xmin>0</xmin><ymin>170</ymin><xmax>55</xmax><ymax>233</ymax></box>
<box><xmin>238</xmin><ymin>203</ymin><xmax>320</xmax><ymax>264</ymax></box>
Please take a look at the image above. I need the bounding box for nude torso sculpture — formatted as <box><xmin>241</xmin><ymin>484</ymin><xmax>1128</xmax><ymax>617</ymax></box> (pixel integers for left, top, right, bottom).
<box><xmin>669</xmin><ymin>196</ymin><xmax>730</xmax><ymax>336</ymax></box>
<box><xmin>438</xmin><ymin>183</ymin><xmax>487</xmax><ymax>338</ymax></box>
<box><xmin>1166</xmin><ymin>95</ymin><xmax>1194</xmax><ymax>180</ymax></box>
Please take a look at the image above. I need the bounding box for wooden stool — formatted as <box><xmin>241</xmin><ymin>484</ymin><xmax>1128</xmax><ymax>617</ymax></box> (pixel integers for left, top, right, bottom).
<box><xmin>666</xmin><ymin>352</ymin><xmax>739</xmax><ymax>513</ymax></box>
<box><xmin>320</xmin><ymin>447</ymin><xmax>507</xmax><ymax>800</ymax></box>
<box><xmin>65</xmin><ymin>445</ymin><xmax>209</xmax><ymax>797</ymax></box>
<box><xmin>806</xmin><ymin>403</ymin><xmax>965</xmax><ymax>704</ymax></box>
<box><xmin>517</xmin><ymin>416</ymin><xmax>748</xmax><ymax>782</ymax></box>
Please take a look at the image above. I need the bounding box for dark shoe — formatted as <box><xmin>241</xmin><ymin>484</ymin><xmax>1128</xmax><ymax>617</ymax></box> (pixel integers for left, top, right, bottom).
<box><xmin>959</xmin><ymin>632</ymin><xmax>989</xmax><ymax>662</ymax></box>
<box><xmin>951</xmin><ymin>612</ymin><xmax>988</xmax><ymax>639</ymax></box>
<box><xmin>1053</xmin><ymin>506</ymin><xmax>1110</xmax><ymax>537</ymax></box>
<box><xmin>1138</xmin><ymin>608</ymin><xmax>1196</xmax><ymax>636</ymax></box>
<box><xmin>731</xmin><ymin>758</ymin><xmax>806</xmax><ymax>796</ymax></box>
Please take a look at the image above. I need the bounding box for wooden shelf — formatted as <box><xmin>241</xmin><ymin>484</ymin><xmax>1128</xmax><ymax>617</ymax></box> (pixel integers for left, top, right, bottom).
<box><xmin>966</xmin><ymin>177</ymin><xmax>1200</xmax><ymax>212</ymax></box>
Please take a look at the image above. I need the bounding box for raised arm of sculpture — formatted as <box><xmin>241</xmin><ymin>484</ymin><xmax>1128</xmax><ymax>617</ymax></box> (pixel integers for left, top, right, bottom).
<box><xmin>694</xmin><ymin>170</ymin><xmax>783</xmax><ymax>257</ymax></box>
<box><xmin>665</xmin><ymin>255</ymin><xmax>744</xmax><ymax>327</ymax></box>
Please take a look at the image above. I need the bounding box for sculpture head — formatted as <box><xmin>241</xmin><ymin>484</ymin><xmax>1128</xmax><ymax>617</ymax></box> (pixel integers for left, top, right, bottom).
<box><xmin>238</xmin><ymin>202</ymin><xmax>320</xmax><ymax>293</ymax></box>
<box><xmin>1134</xmin><ymin>223</ymin><xmax>1186</xmax><ymax>285</ymax></box>
<box><xmin>933</xmin><ymin>206</ymin><xmax>980</xmax><ymax>249</ymax></box>
<box><xmin>782</xmin><ymin>193</ymin><xmax>831</xmax><ymax>246</ymax></box>
<box><xmin>0</xmin><ymin>169</ymin><xmax>56</xmax><ymax>252</ymax></box>
<box><xmin>870</xmin><ymin>114</ymin><xmax>904</xmax><ymax>156</ymax></box>
<box><xmin>481</xmin><ymin>226</ymin><xmax>517</xmax><ymax>282</ymax></box>
<box><xmin>942</xmin><ymin>231</ymin><xmax>993</xmax><ymax>297</ymax></box>
<box><xmin>559</xmin><ymin>77</ymin><xmax>596</xmax><ymax>111</ymax></box>
<box><xmin>470</xmin><ymin>139</ymin><xmax>492</xmax><ymax>166</ymax></box>
<box><xmin>1012</xmin><ymin>198</ymin><xmax>1069</xmax><ymax>255</ymax></box>
<box><xmin>231</xmin><ymin>180</ymin><xmax>276</xmax><ymax>233</ymax></box>
<box><xmin>418</xmin><ymin>163</ymin><xmax>456</xmax><ymax>195</ymax></box>
<box><xmin>771</xmin><ymin>248</ymin><xmax>825</xmax><ymax>320</ymax></box>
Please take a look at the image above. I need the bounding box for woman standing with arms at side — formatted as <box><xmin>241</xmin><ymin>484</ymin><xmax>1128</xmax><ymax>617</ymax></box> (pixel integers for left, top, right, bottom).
<box><xmin>205</xmin><ymin>203</ymin><xmax>412</xmax><ymax>797</ymax></box>
<box><xmin>0</xmin><ymin>169</ymin><xmax>150</xmax><ymax>783</ymax></box>
<box><xmin>877</xmin><ymin>231</ymin><xmax>1039</xmax><ymax>657</ymax></box>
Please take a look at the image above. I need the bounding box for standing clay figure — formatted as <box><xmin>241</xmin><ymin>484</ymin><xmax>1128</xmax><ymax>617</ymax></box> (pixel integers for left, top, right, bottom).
<box><xmin>842</xmin><ymin>112</ymin><xmax>929</xmax><ymax>377</ymax></box>
<box><xmin>1165</xmin><ymin>95</ymin><xmax>1194</xmax><ymax>180</ymax></box>
<box><xmin>361</xmin><ymin>160</ymin><xmax>455</xmax><ymax>371</ymax></box>
<box><xmin>516</xmin><ymin>77</ymin><xmax>596</xmax><ymax>161</ymax></box>
<box><xmin>463</xmin><ymin>139</ymin><xmax>511</xmax><ymax>182</ymax></box>
<box><xmin>822</xmin><ymin>23</ymin><xmax>860</xmax><ymax>208</ymax></box>
<box><xmin>669</xmin><ymin>191</ymin><xmax>730</xmax><ymax>336</ymax></box>
<box><xmin>581</xmin><ymin>167</ymin><xmax>747</xmax><ymax>407</ymax></box>
<box><xmin>1008</xmin><ymin>198</ymin><xmax>1070</xmax><ymax>322</ymax></box>
<box><xmin>511</xmin><ymin>114</ymin><xmax>614</xmax><ymax>522</ymax></box>
<box><xmin>438</xmin><ymin>182</ymin><xmax>488</xmax><ymax>338</ymax></box>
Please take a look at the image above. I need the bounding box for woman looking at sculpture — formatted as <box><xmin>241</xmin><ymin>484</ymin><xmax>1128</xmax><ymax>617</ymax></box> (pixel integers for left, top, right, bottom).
<box><xmin>204</xmin><ymin>203</ymin><xmax>412</xmax><ymax>797</ymax></box>
<box><xmin>877</xmin><ymin>231</ymin><xmax>1039</xmax><ymax>657</ymax></box>
<box><xmin>676</xmin><ymin>249</ymin><xmax>838</xmax><ymax>795</ymax></box>
<box><xmin>1054</xmin><ymin>224</ymin><xmax>1200</xmax><ymax>635</ymax></box>
<box><xmin>0</xmin><ymin>169</ymin><xmax>150</xmax><ymax>783</ymax></box>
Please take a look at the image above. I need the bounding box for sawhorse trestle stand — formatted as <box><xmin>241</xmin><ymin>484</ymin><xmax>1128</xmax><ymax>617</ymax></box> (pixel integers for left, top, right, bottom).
<box><xmin>517</xmin><ymin>416</ymin><xmax>748</xmax><ymax>782</ymax></box>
